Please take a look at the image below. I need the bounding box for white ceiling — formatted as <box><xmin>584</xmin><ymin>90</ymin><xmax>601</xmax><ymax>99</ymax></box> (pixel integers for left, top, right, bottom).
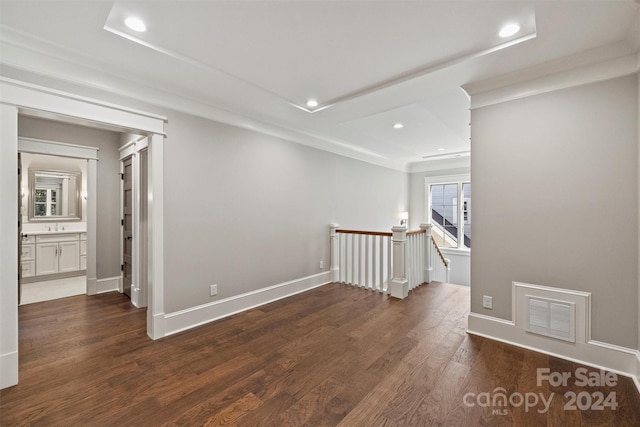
<box><xmin>1</xmin><ymin>1</ymin><xmax>639</xmax><ymax>170</ymax></box>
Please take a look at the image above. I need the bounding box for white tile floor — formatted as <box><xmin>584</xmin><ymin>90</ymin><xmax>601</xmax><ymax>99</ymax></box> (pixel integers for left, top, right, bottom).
<box><xmin>20</xmin><ymin>276</ymin><xmax>86</xmax><ymax>305</ymax></box>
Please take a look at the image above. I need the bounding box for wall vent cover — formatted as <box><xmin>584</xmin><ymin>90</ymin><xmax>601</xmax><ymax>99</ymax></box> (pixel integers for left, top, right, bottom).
<box><xmin>525</xmin><ymin>295</ymin><xmax>575</xmax><ymax>342</ymax></box>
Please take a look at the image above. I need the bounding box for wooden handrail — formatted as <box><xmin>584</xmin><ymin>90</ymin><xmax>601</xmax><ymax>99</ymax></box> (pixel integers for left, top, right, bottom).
<box><xmin>431</xmin><ymin>236</ymin><xmax>449</xmax><ymax>266</ymax></box>
<box><xmin>336</xmin><ymin>228</ymin><xmax>426</xmax><ymax>237</ymax></box>
<box><xmin>336</xmin><ymin>229</ymin><xmax>393</xmax><ymax>237</ymax></box>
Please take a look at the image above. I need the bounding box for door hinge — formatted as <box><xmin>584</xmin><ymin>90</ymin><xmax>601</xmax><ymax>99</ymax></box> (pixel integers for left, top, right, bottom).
<box><xmin>120</xmin><ymin>173</ymin><xmax>124</xmax><ymax>180</ymax></box>
<box><xmin>18</xmin><ymin>220</ymin><xmax>21</xmax><ymax>228</ymax></box>
<box><xmin>121</xmin><ymin>219</ymin><xmax>124</xmax><ymax>226</ymax></box>
<box><xmin>121</xmin><ymin>264</ymin><xmax>124</xmax><ymax>272</ymax></box>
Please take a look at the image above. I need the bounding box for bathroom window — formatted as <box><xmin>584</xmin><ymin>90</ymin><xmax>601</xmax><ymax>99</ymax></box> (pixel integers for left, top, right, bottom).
<box><xmin>34</xmin><ymin>188</ymin><xmax>59</xmax><ymax>217</ymax></box>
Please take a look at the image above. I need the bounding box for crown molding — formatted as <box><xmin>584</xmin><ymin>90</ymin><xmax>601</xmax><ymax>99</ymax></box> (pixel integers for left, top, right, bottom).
<box><xmin>0</xmin><ymin>39</ymin><xmax>408</xmax><ymax>172</ymax></box>
<box><xmin>463</xmin><ymin>48</ymin><xmax>639</xmax><ymax>110</ymax></box>
<box><xmin>408</xmin><ymin>156</ymin><xmax>471</xmax><ymax>174</ymax></box>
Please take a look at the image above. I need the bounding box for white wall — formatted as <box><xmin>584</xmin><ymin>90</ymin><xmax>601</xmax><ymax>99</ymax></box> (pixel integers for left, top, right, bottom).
<box><xmin>441</xmin><ymin>249</ymin><xmax>470</xmax><ymax>286</ymax></box>
<box><xmin>18</xmin><ymin>117</ymin><xmax>122</xmax><ymax>280</ymax></box>
<box><xmin>471</xmin><ymin>75</ymin><xmax>638</xmax><ymax>349</ymax></box>
<box><xmin>163</xmin><ymin>111</ymin><xmax>408</xmax><ymax>313</ymax></box>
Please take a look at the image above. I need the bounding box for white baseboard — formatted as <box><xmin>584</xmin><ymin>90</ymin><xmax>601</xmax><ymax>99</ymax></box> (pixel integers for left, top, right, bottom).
<box><xmin>468</xmin><ymin>313</ymin><xmax>639</xmax><ymax>388</ymax></box>
<box><xmin>635</xmin><ymin>351</ymin><xmax>640</xmax><ymax>394</ymax></box>
<box><xmin>96</xmin><ymin>276</ymin><xmax>121</xmax><ymax>294</ymax></box>
<box><xmin>87</xmin><ymin>277</ymin><xmax>97</xmax><ymax>295</ymax></box>
<box><xmin>148</xmin><ymin>311</ymin><xmax>165</xmax><ymax>340</ymax></box>
<box><xmin>0</xmin><ymin>351</ymin><xmax>18</xmax><ymax>390</ymax></box>
<box><xmin>164</xmin><ymin>271</ymin><xmax>331</xmax><ymax>336</ymax></box>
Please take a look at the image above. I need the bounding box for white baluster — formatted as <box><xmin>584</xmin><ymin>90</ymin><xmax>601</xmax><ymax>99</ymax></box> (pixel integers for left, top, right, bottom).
<box><xmin>365</xmin><ymin>235</ymin><xmax>370</xmax><ymax>289</ymax></box>
<box><xmin>387</xmin><ymin>235</ymin><xmax>392</xmax><ymax>293</ymax></box>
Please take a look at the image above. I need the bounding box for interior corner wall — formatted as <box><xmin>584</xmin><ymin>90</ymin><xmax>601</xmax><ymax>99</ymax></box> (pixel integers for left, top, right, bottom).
<box><xmin>471</xmin><ymin>74</ymin><xmax>638</xmax><ymax>349</ymax></box>
<box><xmin>17</xmin><ymin>116</ymin><xmax>122</xmax><ymax>280</ymax></box>
<box><xmin>163</xmin><ymin>111</ymin><xmax>407</xmax><ymax>313</ymax></box>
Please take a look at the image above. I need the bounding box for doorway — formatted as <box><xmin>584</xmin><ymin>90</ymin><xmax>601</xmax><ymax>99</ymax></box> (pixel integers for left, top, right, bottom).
<box><xmin>1</xmin><ymin>79</ymin><xmax>166</xmax><ymax>390</ymax></box>
<box><xmin>18</xmin><ymin>150</ymin><xmax>89</xmax><ymax>304</ymax></box>
<box><xmin>122</xmin><ymin>155</ymin><xmax>133</xmax><ymax>298</ymax></box>
<box><xmin>119</xmin><ymin>137</ymin><xmax>150</xmax><ymax>308</ymax></box>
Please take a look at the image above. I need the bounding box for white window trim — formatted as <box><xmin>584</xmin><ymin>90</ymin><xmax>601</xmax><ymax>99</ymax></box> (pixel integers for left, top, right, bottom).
<box><xmin>424</xmin><ymin>174</ymin><xmax>471</xmax><ymax>252</ymax></box>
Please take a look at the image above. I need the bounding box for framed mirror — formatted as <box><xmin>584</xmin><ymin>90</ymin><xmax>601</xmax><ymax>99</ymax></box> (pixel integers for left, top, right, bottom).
<box><xmin>28</xmin><ymin>169</ymin><xmax>82</xmax><ymax>222</ymax></box>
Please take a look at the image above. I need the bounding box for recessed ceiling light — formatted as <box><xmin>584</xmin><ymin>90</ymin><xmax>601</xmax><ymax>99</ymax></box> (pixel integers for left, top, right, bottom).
<box><xmin>437</xmin><ymin>148</ymin><xmax>445</xmax><ymax>151</ymax></box>
<box><xmin>125</xmin><ymin>17</ymin><xmax>147</xmax><ymax>32</ymax></box>
<box><xmin>306</xmin><ymin>99</ymin><xmax>319</xmax><ymax>108</ymax></box>
<box><xmin>393</xmin><ymin>123</ymin><xmax>404</xmax><ymax>129</ymax></box>
<box><xmin>499</xmin><ymin>23</ymin><xmax>520</xmax><ymax>38</ymax></box>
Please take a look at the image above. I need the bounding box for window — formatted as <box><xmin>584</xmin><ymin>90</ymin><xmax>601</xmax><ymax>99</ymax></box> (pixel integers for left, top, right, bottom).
<box><xmin>34</xmin><ymin>188</ymin><xmax>60</xmax><ymax>217</ymax></box>
<box><xmin>426</xmin><ymin>175</ymin><xmax>470</xmax><ymax>249</ymax></box>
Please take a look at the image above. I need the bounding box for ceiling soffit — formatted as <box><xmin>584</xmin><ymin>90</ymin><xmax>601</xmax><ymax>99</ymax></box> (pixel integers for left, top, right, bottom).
<box><xmin>104</xmin><ymin>1</ymin><xmax>536</xmax><ymax>113</ymax></box>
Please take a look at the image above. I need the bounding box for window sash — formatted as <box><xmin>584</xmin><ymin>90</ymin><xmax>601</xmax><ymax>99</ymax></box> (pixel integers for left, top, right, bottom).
<box><xmin>425</xmin><ymin>175</ymin><xmax>470</xmax><ymax>250</ymax></box>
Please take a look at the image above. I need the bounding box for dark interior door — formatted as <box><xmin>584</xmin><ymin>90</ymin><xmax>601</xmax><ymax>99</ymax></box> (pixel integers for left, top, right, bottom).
<box><xmin>122</xmin><ymin>156</ymin><xmax>133</xmax><ymax>298</ymax></box>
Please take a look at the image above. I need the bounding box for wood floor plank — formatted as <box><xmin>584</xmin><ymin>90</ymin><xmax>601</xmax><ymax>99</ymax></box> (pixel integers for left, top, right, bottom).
<box><xmin>1</xmin><ymin>282</ymin><xmax>639</xmax><ymax>426</ymax></box>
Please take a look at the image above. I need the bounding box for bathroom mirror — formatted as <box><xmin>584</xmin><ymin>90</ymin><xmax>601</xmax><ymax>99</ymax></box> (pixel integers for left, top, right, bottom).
<box><xmin>28</xmin><ymin>169</ymin><xmax>82</xmax><ymax>222</ymax></box>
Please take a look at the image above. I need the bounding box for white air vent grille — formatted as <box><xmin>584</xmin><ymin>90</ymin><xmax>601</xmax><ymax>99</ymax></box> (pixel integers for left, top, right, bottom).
<box><xmin>525</xmin><ymin>295</ymin><xmax>575</xmax><ymax>342</ymax></box>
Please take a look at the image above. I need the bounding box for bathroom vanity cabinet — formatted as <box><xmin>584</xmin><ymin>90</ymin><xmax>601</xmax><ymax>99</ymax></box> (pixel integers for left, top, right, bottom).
<box><xmin>21</xmin><ymin>232</ymin><xmax>87</xmax><ymax>280</ymax></box>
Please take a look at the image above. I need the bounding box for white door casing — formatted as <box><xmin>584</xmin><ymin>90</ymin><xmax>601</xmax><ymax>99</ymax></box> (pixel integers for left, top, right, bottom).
<box><xmin>0</xmin><ymin>77</ymin><xmax>166</xmax><ymax>390</ymax></box>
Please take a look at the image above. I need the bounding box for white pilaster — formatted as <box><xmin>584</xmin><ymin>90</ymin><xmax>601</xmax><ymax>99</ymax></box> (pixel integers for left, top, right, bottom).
<box><xmin>86</xmin><ymin>158</ymin><xmax>98</xmax><ymax>295</ymax></box>
<box><xmin>147</xmin><ymin>134</ymin><xmax>165</xmax><ymax>339</ymax></box>
<box><xmin>0</xmin><ymin>105</ymin><xmax>19</xmax><ymax>389</ymax></box>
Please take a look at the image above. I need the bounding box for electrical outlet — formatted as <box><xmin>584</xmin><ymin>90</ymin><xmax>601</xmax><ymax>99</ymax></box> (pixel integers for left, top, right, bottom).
<box><xmin>482</xmin><ymin>295</ymin><xmax>493</xmax><ymax>309</ymax></box>
<box><xmin>210</xmin><ymin>284</ymin><xmax>218</xmax><ymax>297</ymax></box>
<box><xmin>319</xmin><ymin>260</ymin><xmax>324</xmax><ymax>270</ymax></box>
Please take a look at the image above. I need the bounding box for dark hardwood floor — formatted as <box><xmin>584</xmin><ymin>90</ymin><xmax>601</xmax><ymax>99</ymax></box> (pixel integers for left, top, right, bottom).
<box><xmin>1</xmin><ymin>282</ymin><xmax>639</xmax><ymax>426</ymax></box>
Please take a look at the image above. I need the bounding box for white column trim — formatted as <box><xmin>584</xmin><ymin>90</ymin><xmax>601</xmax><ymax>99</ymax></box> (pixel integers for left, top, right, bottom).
<box><xmin>389</xmin><ymin>226</ymin><xmax>409</xmax><ymax>299</ymax></box>
<box><xmin>18</xmin><ymin>137</ymin><xmax>99</xmax><ymax>160</ymax></box>
<box><xmin>147</xmin><ymin>134</ymin><xmax>165</xmax><ymax>339</ymax></box>
<box><xmin>329</xmin><ymin>224</ymin><xmax>340</xmax><ymax>283</ymax></box>
<box><xmin>0</xmin><ymin>105</ymin><xmax>18</xmax><ymax>389</ymax></box>
<box><xmin>0</xmin><ymin>77</ymin><xmax>166</xmax><ymax>133</ymax></box>
<box><xmin>86</xmin><ymin>159</ymin><xmax>98</xmax><ymax>295</ymax></box>
<box><xmin>464</xmin><ymin>53</ymin><xmax>639</xmax><ymax>110</ymax></box>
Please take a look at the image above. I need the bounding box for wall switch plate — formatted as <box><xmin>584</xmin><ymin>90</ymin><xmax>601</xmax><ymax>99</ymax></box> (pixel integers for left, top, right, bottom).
<box><xmin>319</xmin><ymin>260</ymin><xmax>324</xmax><ymax>270</ymax></box>
<box><xmin>482</xmin><ymin>295</ymin><xmax>492</xmax><ymax>309</ymax></box>
<box><xmin>210</xmin><ymin>284</ymin><xmax>218</xmax><ymax>296</ymax></box>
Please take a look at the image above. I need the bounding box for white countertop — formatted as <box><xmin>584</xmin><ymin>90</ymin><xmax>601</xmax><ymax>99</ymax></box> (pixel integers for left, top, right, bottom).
<box><xmin>21</xmin><ymin>229</ymin><xmax>86</xmax><ymax>236</ymax></box>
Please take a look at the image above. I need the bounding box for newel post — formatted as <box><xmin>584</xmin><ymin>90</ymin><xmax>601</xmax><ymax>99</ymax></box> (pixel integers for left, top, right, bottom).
<box><xmin>420</xmin><ymin>223</ymin><xmax>432</xmax><ymax>284</ymax></box>
<box><xmin>329</xmin><ymin>224</ymin><xmax>340</xmax><ymax>283</ymax></box>
<box><xmin>390</xmin><ymin>226</ymin><xmax>409</xmax><ymax>299</ymax></box>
